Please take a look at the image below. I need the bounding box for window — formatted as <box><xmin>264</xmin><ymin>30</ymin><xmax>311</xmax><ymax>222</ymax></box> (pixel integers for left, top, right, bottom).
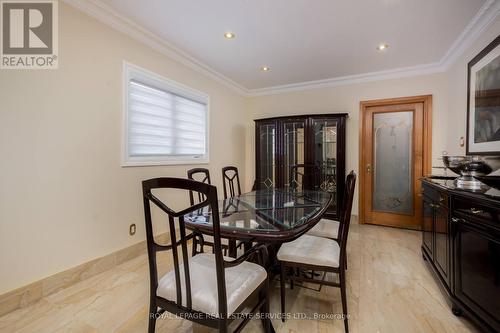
<box><xmin>122</xmin><ymin>62</ymin><xmax>209</xmax><ymax>166</ymax></box>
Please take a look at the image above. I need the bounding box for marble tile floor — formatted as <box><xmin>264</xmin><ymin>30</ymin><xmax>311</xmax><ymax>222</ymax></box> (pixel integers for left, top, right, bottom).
<box><xmin>0</xmin><ymin>222</ymin><xmax>479</xmax><ymax>333</ymax></box>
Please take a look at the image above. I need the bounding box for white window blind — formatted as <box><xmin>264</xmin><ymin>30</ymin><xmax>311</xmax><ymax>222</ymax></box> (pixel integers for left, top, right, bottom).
<box><xmin>123</xmin><ymin>63</ymin><xmax>209</xmax><ymax>166</ymax></box>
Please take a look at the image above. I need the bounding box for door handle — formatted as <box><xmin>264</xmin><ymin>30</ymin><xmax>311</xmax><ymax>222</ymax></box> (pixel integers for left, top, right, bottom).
<box><xmin>470</xmin><ymin>208</ymin><xmax>483</xmax><ymax>214</ymax></box>
<box><xmin>366</xmin><ymin>164</ymin><xmax>372</xmax><ymax>173</ymax></box>
<box><xmin>451</xmin><ymin>217</ymin><xmax>460</xmax><ymax>236</ymax></box>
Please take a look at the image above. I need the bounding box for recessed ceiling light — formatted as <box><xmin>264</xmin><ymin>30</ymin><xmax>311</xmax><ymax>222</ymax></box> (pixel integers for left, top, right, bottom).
<box><xmin>224</xmin><ymin>32</ymin><xmax>235</xmax><ymax>39</ymax></box>
<box><xmin>377</xmin><ymin>43</ymin><xmax>389</xmax><ymax>51</ymax></box>
<box><xmin>260</xmin><ymin>66</ymin><xmax>270</xmax><ymax>72</ymax></box>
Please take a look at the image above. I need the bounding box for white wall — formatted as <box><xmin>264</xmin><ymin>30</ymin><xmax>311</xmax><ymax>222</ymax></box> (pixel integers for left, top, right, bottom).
<box><xmin>0</xmin><ymin>3</ymin><xmax>247</xmax><ymax>294</ymax></box>
<box><xmin>245</xmin><ymin>73</ymin><xmax>449</xmax><ymax>214</ymax></box>
<box><xmin>446</xmin><ymin>17</ymin><xmax>500</xmax><ymax>155</ymax></box>
<box><xmin>245</xmin><ymin>16</ymin><xmax>500</xmax><ymax>215</ymax></box>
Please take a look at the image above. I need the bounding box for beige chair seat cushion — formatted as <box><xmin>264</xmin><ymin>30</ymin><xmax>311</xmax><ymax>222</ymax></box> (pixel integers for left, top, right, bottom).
<box><xmin>277</xmin><ymin>234</ymin><xmax>340</xmax><ymax>268</ymax></box>
<box><xmin>157</xmin><ymin>253</ymin><xmax>266</xmax><ymax>316</ymax></box>
<box><xmin>306</xmin><ymin>218</ymin><xmax>340</xmax><ymax>239</ymax></box>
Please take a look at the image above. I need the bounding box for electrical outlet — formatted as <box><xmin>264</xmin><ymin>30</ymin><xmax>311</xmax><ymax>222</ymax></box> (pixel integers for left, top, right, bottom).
<box><xmin>129</xmin><ymin>223</ymin><xmax>136</xmax><ymax>236</ymax></box>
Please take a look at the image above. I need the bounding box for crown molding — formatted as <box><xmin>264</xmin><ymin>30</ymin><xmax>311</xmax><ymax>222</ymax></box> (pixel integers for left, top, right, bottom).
<box><xmin>62</xmin><ymin>0</ymin><xmax>250</xmax><ymax>96</ymax></box>
<box><xmin>248</xmin><ymin>62</ymin><xmax>445</xmax><ymax>96</ymax></box>
<box><xmin>439</xmin><ymin>0</ymin><xmax>500</xmax><ymax>70</ymax></box>
<box><xmin>64</xmin><ymin>0</ymin><xmax>499</xmax><ymax>97</ymax></box>
<box><xmin>248</xmin><ymin>0</ymin><xmax>500</xmax><ymax>96</ymax></box>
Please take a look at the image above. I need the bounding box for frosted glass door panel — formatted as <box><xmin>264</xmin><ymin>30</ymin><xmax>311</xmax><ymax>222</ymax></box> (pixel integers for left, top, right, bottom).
<box><xmin>258</xmin><ymin>124</ymin><xmax>276</xmax><ymax>188</ymax></box>
<box><xmin>283</xmin><ymin>121</ymin><xmax>305</xmax><ymax>189</ymax></box>
<box><xmin>373</xmin><ymin>111</ymin><xmax>413</xmax><ymax>214</ymax></box>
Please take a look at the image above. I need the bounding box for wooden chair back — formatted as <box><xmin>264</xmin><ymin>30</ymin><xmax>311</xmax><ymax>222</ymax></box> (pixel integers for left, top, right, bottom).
<box><xmin>222</xmin><ymin>166</ymin><xmax>242</xmax><ymax>199</ymax></box>
<box><xmin>142</xmin><ymin>178</ymin><xmax>229</xmax><ymax>317</ymax></box>
<box><xmin>338</xmin><ymin>171</ymin><xmax>356</xmax><ymax>267</ymax></box>
<box><xmin>289</xmin><ymin>164</ymin><xmax>323</xmax><ymax>191</ymax></box>
<box><xmin>187</xmin><ymin>168</ymin><xmax>211</xmax><ymax>205</ymax></box>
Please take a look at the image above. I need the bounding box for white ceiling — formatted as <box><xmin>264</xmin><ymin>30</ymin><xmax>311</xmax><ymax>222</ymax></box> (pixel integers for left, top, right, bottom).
<box><xmin>99</xmin><ymin>0</ymin><xmax>486</xmax><ymax>90</ymax></box>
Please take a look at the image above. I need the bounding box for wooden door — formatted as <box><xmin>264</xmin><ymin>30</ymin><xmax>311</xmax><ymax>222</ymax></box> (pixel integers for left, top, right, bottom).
<box><xmin>360</xmin><ymin>96</ymin><xmax>432</xmax><ymax>229</ymax></box>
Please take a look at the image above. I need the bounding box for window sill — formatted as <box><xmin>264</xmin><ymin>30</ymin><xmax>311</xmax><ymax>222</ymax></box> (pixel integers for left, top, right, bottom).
<box><xmin>121</xmin><ymin>158</ymin><xmax>209</xmax><ymax>167</ymax></box>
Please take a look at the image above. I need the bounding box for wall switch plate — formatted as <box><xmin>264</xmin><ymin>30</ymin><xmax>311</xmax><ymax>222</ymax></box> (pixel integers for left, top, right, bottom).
<box><xmin>129</xmin><ymin>223</ymin><xmax>136</xmax><ymax>236</ymax></box>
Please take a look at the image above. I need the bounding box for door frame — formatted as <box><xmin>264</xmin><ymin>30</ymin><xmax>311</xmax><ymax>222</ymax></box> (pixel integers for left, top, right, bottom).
<box><xmin>358</xmin><ymin>95</ymin><xmax>433</xmax><ymax>225</ymax></box>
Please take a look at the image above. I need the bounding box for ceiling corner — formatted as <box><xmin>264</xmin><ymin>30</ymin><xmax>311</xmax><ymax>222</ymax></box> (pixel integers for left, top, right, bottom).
<box><xmin>62</xmin><ymin>0</ymin><xmax>251</xmax><ymax>96</ymax></box>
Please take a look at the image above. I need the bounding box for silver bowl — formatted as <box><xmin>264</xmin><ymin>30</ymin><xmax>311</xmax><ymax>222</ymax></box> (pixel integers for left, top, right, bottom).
<box><xmin>442</xmin><ymin>156</ymin><xmax>471</xmax><ymax>175</ymax></box>
<box><xmin>443</xmin><ymin>155</ymin><xmax>500</xmax><ymax>191</ymax></box>
<box><xmin>464</xmin><ymin>157</ymin><xmax>493</xmax><ymax>176</ymax></box>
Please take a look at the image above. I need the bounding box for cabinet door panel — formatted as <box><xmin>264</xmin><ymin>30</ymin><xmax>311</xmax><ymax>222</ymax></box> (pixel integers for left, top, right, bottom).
<box><xmin>422</xmin><ymin>196</ymin><xmax>434</xmax><ymax>258</ymax></box>
<box><xmin>256</xmin><ymin>122</ymin><xmax>277</xmax><ymax>189</ymax></box>
<box><xmin>454</xmin><ymin>220</ymin><xmax>500</xmax><ymax>332</ymax></box>
<box><xmin>310</xmin><ymin>118</ymin><xmax>340</xmax><ymax>215</ymax></box>
<box><xmin>434</xmin><ymin>205</ymin><xmax>450</xmax><ymax>288</ymax></box>
<box><xmin>281</xmin><ymin>120</ymin><xmax>306</xmax><ymax>190</ymax></box>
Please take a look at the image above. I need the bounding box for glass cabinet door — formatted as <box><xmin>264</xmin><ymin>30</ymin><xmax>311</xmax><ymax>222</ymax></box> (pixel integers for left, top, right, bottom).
<box><xmin>282</xmin><ymin>120</ymin><xmax>306</xmax><ymax>190</ymax></box>
<box><xmin>311</xmin><ymin>118</ymin><xmax>339</xmax><ymax>211</ymax></box>
<box><xmin>256</xmin><ymin>122</ymin><xmax>276</xmax><ymax>189</ymax></box>
<box><xmin>255</xmin><ymin>114</ymin><xmax>346</xmax><ymax>219</ymax></box>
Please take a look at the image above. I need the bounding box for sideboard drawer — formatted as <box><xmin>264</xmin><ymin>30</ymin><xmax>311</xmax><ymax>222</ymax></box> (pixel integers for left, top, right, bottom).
<box><xmin>454</xmin><ymin>198</ymin><xmax>500</xmax><ymax>228</ymax></box>
<box><xmin>422</xmin><ymin>183</ymin><xmax>449</xmax><ymax>209</ymax></box>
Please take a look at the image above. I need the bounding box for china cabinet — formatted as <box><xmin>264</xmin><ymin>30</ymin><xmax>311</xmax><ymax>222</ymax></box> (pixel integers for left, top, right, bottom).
<box><xmin>254</xmin><ymin>114</ymin><xmax>347</xmax><ymax>219</ymax></box>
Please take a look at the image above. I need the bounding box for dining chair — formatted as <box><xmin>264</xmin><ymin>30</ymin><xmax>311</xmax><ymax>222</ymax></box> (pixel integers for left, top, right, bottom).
<box><xmin>291</xmin><ymin>164</ymin><xmax>340</xmax><ymax>243</ymax></box>
<box><xmin>306</xmin><ymin>217</ymin><xmax>341</xmax><ymax>240</ymax></box>
<box><xmin>277</xmin><ymin>171</ymin><xmax>356</xmax><ymax>333</ymax></box>
<box><xmin>222</xmin><ymin>166</ymin><xmax>252</xmax><ymax>253</ymax></box>
<box><xmin>142</xmin><ymin>177</ymin><xmax>272</xmax><ymax>333</ymax></box>
<box><xmin>187</xmin><ymin>168</ymin><xmax>211</xmax><ymax>205</ymax></box>
<box><xmin>187</xmin><ymin>168</ymin><xmax>229</xmax><ymax>256</ymax></box>
<box><xmin>289</xmin><ymin>164</ymin><xmax>322</xmax><ymax>191</ymax></box>
<box><xmin>222</xmin><ymin>166</ymin><xmax>242</xmax><ymax>199</ymax></box>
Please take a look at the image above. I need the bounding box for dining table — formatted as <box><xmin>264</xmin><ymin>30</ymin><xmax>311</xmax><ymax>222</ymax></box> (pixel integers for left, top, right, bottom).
<box><xmin>184</xmin><ymin>188</ymin><xmax>333</xmax><ymax>257</ymax></box>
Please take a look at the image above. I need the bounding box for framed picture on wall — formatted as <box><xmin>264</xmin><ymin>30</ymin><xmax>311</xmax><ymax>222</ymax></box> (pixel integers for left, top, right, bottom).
<box><xmin>467</xmin><ymin>34</ymin><xmax>500</xmax><ymax>155</ymax></box>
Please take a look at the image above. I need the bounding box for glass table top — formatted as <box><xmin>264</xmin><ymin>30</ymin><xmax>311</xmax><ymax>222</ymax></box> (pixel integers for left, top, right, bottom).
<box><xmin>184</xmin><ymin>189</ymin><xmax>332</xmax><ymax>234</ymax></box>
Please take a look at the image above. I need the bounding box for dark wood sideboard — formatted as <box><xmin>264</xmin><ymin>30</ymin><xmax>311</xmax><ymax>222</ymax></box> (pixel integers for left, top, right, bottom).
<box><xmin>421</xmin><ymin>178</ymin><xmax>500</xmax><ymax>333</ymax></box>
